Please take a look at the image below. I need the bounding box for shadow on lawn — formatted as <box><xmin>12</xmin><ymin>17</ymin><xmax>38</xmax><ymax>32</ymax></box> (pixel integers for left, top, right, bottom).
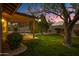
<box><xmin>72</xmin><ymin>44</ymin><xmax>79</xmax><ymax>48</ymax></box>
<box><xmin>18</xmin><ymin>34</ymin><xmax>79</xmax><ymax>56</ymax></box>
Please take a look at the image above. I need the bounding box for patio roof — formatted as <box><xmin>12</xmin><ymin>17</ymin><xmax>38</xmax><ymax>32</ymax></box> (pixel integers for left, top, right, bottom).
<box><xmin>2</xmin><ymin>3</ymin><xmax>20</xmax><ymax>19</ymax></box>
<box><xmin>2</xmin><ymin>3</ymin><xmax>37</xmax><ymax>24</ymax></box>
<box><xmin>8</xmin><ymin>12</ymin><xmax>37</xmax><ymax>23</ymax></box>
<box><xmin>2</xmin><ymin>3</ymin><xmax>20</xmax><ymax>15</ymax></box>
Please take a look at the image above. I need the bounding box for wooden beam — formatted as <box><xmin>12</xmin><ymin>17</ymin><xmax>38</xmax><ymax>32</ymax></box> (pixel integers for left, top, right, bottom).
<box><xmin>3</xmin><ymin>6</ymin><xmax>13</xmax><ymax>14</ymax></box>
<box><xmin>3</xmin><ymin>5</ymin><xmax>14</xmax><ymax>12</ymax></box>
<box><xmin>3</xmin><ymin>3</ymin><xmax>20</xmax><ymax>15</ymax></box>
<box><xmin>3</xmin><ymin>10</ymin><xmax>11</xmax><ymax>15</ymax></box>
<box><xmin>11</xmin><ymin>4</ymin><xmax>21</xmax><ymax>16</ymax></box>
<box><xmin>5</xmin><ymin>4</ymin><xmax>15</xmax><ymax>10</ymax></box>
<box><xmin>9</xmin><ymin>4</ymin><xmax>19</xmax><ymax>8</ymax></box>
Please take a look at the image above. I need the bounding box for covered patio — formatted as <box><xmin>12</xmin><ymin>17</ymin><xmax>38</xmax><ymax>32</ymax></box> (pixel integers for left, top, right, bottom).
<box><xmin>2</xmin><ymin>3</ymin><xmax>39</xmax><ymax>55</ymax></box>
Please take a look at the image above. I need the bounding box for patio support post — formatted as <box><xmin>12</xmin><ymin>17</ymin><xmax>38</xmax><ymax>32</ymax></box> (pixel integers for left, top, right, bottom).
<box><xmin>32</xmin><ymin>20</ymin><xmax>35</xmax><ymax>39</ymax></box>
<box><xmin>0</xmin><ymin>3</ymin><xmax>2</xmax><ymax>54</ymax></box>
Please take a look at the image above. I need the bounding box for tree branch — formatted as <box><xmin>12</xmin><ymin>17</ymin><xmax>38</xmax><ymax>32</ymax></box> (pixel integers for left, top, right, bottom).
<box><xmin>69</xmin><ymin>9</ymin><xmax>79</xmax><ymax>29</ymax></box>
<box><xmin>46</xmin><ymin>10</ymin><xmax>64</xmax><ymax>20</ymax></box>
<box><xmin>60</xmin><ymin>3</ymin><xmax>71</xmax><ymax>23</ymax></box>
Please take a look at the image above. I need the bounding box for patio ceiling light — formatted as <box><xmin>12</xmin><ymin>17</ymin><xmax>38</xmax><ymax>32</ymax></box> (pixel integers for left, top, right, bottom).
<box><xmin>2</xmin><ymin>19</ymin><xmax>5</xmax><ymax>22</ymax></box>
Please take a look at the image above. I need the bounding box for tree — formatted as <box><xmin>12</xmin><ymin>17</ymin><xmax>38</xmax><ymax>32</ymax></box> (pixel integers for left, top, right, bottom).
<box><xmin>26</xmin><ymin>4</ymin><xmax>50</xmax><ymax>33</ymax></box>
<box><xmin>42</xmin><ymin>3</ymin><xmax>79</xmax><ymax>48</ymax></box>
<box><xmin>39</xmin><ymin>14</ymin><xmax>49</xmax><ymax>33</ymax></box>
<box><xmin>25</xmin><ymin>3</ymin><xmax>79</xmax><ymax>47</ymax></box>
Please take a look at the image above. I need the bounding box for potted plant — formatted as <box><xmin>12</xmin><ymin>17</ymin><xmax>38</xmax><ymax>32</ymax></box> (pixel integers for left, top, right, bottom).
<box><xmin>7</xmin><ymin>25</ymin><xmax>23</xmax><ymax>50</ymax></box>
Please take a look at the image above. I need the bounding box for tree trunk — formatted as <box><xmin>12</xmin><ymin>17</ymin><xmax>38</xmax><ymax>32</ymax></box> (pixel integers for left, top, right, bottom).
<box><xmin>63</xmin><ymin>23</ymin><xmax>72</xmax><ymax>48</ymax></box>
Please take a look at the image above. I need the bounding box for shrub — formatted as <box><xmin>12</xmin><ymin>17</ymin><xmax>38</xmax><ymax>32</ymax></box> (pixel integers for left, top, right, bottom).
<box><xmin>74</xmin><ymin>30</ymin><xmax>79</xmax><ymax>36</ymax></box>
<box><xmin>7</xmin><ymin>32</ymin><xmax>23</xmax><ymax>50</ymax></box>
<box><xmin>55</xmin><ymin>28</ymin><xmax>61</xmax><ymax>33</ymax></box>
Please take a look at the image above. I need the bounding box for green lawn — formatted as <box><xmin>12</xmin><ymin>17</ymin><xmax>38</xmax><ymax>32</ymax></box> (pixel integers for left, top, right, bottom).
<box><xmin>19</xmin><ymin>34</ymin><xmax>79</xmax><ymax>56</ymax></box>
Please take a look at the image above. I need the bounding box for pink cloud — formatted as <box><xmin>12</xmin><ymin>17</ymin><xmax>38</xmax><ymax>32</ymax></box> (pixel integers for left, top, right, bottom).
<box><xmin>45</xmin><ymin>13</ymin><xmax>63</xmax><ymax>23</ymax></box>
<box><xmin>45</xmin><ymin>11</ymin><xmax>75</xmax><ymax>23</ymax></box>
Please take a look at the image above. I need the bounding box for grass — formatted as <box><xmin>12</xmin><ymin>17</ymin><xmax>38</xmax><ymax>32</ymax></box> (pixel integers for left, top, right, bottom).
<box><xmin>18</xmin><ymin>34</ymin><xmax>79</xmax><ymax>56</ymax></box>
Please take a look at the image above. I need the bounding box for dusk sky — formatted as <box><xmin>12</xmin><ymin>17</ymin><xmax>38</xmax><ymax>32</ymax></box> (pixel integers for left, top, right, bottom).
<box><xmin>17</xmin><ymin>3</ymin><xmax>71</xmax><ymax>12</ymax></box>
<box><xmin>17</xmin><ymin>3</ymin><xmax>73</xmax><ymax>24</ymax></box>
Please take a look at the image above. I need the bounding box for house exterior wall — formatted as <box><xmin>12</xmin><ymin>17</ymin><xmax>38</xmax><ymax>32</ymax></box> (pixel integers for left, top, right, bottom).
<box><xmin>49</xmin><ymin>24</ymin><xmax>79</xmax><ymax>36</ymax></box>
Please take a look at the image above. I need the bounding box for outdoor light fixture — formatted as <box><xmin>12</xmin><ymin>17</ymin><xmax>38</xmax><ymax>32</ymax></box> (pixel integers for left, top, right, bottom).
<box><xmin>2</xmin><ymin>19</ymin><xmax>7</xmax><ymax>32</ymax></box>
<box><xmin>8</xmin><ymin>22</ymin><xmax>11</xmax><ymax>25</ymax></box>
<box><xmin>38</xmin><ymin>19</ymin><xmax>41</xmax><ymax>22</ymax></box>
<box><xmin>2</xmin><ymin>19</ymin><xmax>4</xmax><ymax>22</ymax></box>
<box><xmin>2</xmin><ymin>18</ymin><xmax>7</xmax><ymax>43</ymax></box>
<box><xmin>35</xmin><ymin>18</ymin><xmax>41</xmax><ymax>23</ymax></box>
<box><xmin>12</xmin><ymin>23</ymin><xmax>18</xmax><ymax>26</ymax></box>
